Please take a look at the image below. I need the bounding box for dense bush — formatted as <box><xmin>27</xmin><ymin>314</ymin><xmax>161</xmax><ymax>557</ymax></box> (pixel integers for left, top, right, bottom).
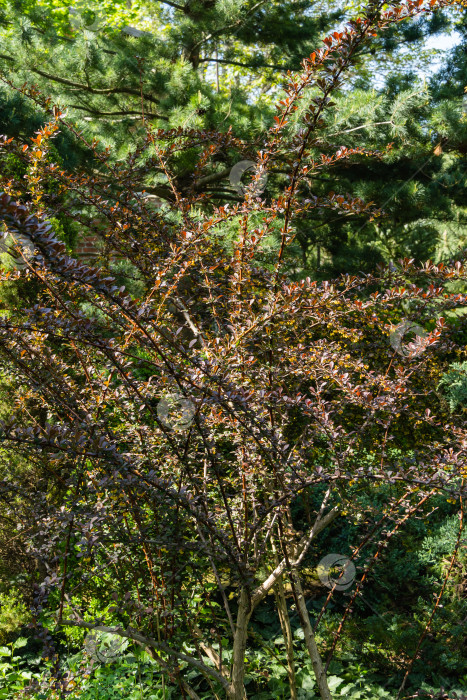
<box><xmin>0</xmin><ymin>1</ymin><xmax>466</xmax><ymax>699</ymax></box>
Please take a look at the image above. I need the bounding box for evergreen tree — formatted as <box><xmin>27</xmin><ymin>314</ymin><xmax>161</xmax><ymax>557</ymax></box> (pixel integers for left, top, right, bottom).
<box><xmin>0</xmin><ymin>0</ymin><xmax>341</xmax><ymax>159</ymax></box>
<box><xmin>0</xmin><ymin>0</ymin><xmax>465</xmax><ymax>274</ymax></box>
<box><xmin>288</xmin><ymin>6</ymin><xmax>467</xmax><ymax>277</ymax></box>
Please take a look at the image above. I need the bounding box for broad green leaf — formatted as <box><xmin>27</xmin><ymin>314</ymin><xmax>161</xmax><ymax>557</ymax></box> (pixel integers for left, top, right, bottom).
<box><xmin>328</xmin><ymin>675</ymin><xmax>345</xmax><ymax>692</ymax></box>
<box><xmin>12</xmin><ymin>637</ymin><xmax>28</xmax><ymax>649</ymax></box>
<box><xmin>301</xmin><ymin>674</ymin><xmax>316</xmax><ymax>690</ymax></box>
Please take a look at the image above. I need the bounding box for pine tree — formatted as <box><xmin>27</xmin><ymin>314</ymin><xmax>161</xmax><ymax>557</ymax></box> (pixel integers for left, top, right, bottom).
<box><xmin>1</xmin><ymin>0</ymin><xmax>465</xmax><ymax>274</ymax></box>
<box><xmin>0</xmin><ymin>0</ymin><xmax>341</xmax><ymax>160</ymax></box>
<box><xmin>288</xmin><ymin>7</ymin><xmax>467</xmax><ymax>277</ymax></box>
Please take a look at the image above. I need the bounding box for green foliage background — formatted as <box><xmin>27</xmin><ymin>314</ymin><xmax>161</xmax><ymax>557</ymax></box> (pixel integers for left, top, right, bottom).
<box><xmin>0</xmin><ymin>0</ymin><xmax>466</xmax><ymax>699</ymax></box>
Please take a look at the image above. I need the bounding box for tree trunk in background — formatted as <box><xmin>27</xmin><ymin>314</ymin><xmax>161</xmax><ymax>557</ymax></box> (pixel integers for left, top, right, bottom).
<box><xmin>274</xmin><ymin>577</ymin><xmax>298</xmax><ymax>699</ymax></box>
<box><xmin>227</xmin><ymin>588</ymin><xmax>250</xmax><ymax>700</ymax></box>
<box><xmin>291</xmin><ymin>572</ymin><xmax>333</xmax><ymax>700</ymax></box>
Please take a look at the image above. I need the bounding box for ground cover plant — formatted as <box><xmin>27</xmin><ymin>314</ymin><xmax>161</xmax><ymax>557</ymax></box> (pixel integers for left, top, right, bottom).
<box><xmin>0</xmin><ymin>1</ymin><xmax>466</xmax><ymax>699</ymax></box>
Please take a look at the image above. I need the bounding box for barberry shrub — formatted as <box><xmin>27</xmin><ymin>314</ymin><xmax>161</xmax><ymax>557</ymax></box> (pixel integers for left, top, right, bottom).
<box><xmin>0</xmin><ymin>2</ymin><xmax>466</xmax><ymax>698</ymax></box>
